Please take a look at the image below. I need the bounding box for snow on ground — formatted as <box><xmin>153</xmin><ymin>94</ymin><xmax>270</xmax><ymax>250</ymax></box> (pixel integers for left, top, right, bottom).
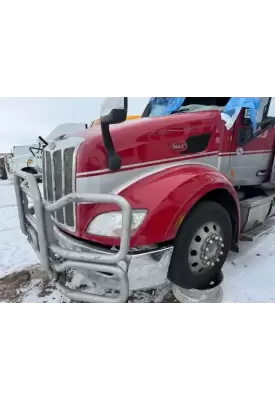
<box><xmin>0</xmin><ymin>180</ymin><xmax>38</xmax><ymax>277</ymax></box>
<box><xmin>223</xmin><ymin>231</ymin><xmax>275</xmax><ymax>302</ymax></box>
<box><xmin>1</xmin><ymin>179</ymin><xmax>275</xmax><ymax>303</ymax></box>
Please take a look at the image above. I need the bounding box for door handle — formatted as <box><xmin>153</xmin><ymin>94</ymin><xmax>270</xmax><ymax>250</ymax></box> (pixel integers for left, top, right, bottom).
<box><xmin>256</xmin><ymin>170</ymin><xmax>268</xmax><ymax>176</ymax></box>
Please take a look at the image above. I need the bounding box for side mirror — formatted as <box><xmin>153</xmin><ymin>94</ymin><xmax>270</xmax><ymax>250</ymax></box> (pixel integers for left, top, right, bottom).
<box><xmin>100</xmin><ymin>97</ymin><xmax>128</xmax><ymax>171</ymax></box>
<box><xmin>100</xmin><ymin>97</ymin><xmax>128</xmax><ymax>125</ymax></box>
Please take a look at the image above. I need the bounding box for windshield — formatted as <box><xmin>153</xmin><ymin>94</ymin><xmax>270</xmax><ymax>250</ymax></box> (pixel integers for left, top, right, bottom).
<box><xmin>142</xmin><ymin>97</ymin><xmax>262</xmax><ymax>133</ymax></box>
<box><xmin>143</xmin><ymin>97</ymin><xmax>231</xmax><ymax>117</ymax></box>
<box><xmin>149</xmin><ymin>97</ymin><xmax>185</xmax><ymax>116</ymax></box>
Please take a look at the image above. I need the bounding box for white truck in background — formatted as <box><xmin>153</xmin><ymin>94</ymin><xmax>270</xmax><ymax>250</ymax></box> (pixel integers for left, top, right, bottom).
<box><xmin>34</xmin><ymin>123</ymin><xmax>88</xmax><ymax>170</ymax></box>
<box><xmin>6</xmin><ymin>144</ymin><xmax>40</xmax><ymax>180</ymax></box>
<box><xmin>5</xmin><ymin>124</ymin><xmax>88</xmax><ymax>181</ymax></box>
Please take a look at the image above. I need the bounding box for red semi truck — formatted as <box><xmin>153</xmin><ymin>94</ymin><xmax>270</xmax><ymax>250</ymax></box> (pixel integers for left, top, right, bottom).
<box><xmin>14</xmin><ymin>97</ymin><xmax>275</xmax><ymax>302</ymax></box>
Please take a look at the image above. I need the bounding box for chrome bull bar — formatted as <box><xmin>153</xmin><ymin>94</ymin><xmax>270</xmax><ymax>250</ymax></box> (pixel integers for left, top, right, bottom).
<box><xmin>14</xmin><ymin>171</ymin><xmax>132</xmax><ymax>303</ymax></box>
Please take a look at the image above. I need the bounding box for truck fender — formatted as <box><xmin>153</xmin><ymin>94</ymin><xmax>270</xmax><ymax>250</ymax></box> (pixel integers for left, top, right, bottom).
<box><xmin>120</xmin><ymin>164</ymin><xmax>240</xmax><ymax>248</ymax></box>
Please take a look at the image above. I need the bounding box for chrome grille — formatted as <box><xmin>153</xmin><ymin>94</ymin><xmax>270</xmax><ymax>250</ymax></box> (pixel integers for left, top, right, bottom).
<box><xmin>43</xmin><ymin>146</ymin><xmax>75</xmax><ymax>228</ymax></box>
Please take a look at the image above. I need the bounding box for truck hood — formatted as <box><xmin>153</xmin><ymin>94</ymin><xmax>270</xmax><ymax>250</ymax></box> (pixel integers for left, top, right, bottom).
<box><xmin>73</xmin><ymin>110</ymin><xmax>224</xmax><ymax>175</ymax></box>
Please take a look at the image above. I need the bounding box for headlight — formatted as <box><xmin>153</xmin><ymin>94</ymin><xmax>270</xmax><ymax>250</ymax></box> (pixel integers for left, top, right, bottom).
<box><xmin>27</xmin><ymin>158</ymin><xmax>33</xmax><ymax>166</ymax></box>
<box><xmin>86</xmin><ymin>210</ymin><xmax>147</xmax><ymax>237</ymax></box>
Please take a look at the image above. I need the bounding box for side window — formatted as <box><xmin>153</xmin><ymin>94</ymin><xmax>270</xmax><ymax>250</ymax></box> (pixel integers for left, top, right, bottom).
<box><xmin>267</xmin><ymin>98</ymin><xmax>275</xmax><ymax>118</ymax></box>
<box><xmin>238</xmin><ymin>98</ymin><xmax>270</xmax><ymax>147</ymax></box>
<box><xmin>256</xmin><ymin>97</ymin><xmax>270</xmax><ymax>123</ymax></box>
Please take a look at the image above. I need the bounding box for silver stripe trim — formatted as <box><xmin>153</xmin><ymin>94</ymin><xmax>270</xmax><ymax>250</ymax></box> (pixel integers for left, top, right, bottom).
<box><xmin>220</xmin><ymin>150</ymin><xmax>273</xmax><ymax>156</ymax></box>
<box><xmin>76</xmin><ymin>151</ymin><xmax>273</xmax><ymax>196</ymax></box>
<box><xmin>77</xmin><ymin>150</ymin><xmax>273</xmax><ymax>178</ymax></box>
<box><xmin>112</xmin><ymin>160</ymin><xmax>219</xmax><ymax>195</ymax></box>
<box><xmin>76</xmin><ymin>155</ymin><xmax>219</xmax><ymax>197</ymax></box>
<box><xmin>76</xmin><ymin>151</ymin><xmax>219</xmax><ymax>177</ymax></box>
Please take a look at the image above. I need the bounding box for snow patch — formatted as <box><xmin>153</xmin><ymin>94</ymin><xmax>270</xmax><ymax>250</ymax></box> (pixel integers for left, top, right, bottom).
<box><xmin>0</xmin><ymin>181</ymin><xmax>39</xmax><ymax>277</ymax></box>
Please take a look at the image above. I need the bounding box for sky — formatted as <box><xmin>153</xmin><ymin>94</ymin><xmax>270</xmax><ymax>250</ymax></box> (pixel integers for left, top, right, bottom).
<box><xmin>0</xmin><ymin>97</ymin><xmax>150</xmax><ymax>153</ymax></box>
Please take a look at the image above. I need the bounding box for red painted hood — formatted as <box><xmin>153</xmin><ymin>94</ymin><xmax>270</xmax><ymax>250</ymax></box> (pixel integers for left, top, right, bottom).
<box><xmin>73</xmin><ymin>111</ymin><xmax>224</xmax><ymax>174</ymax></box>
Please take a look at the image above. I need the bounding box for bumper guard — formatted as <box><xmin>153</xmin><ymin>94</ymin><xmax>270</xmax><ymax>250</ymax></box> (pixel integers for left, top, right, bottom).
<box><xmin>14</xmin><ymin>171</ymin><xmax>133</xmax><ymax>303</ymax></box>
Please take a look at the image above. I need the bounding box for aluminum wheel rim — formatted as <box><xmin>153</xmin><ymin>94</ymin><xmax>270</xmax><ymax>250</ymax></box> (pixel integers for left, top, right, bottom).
<box><xmin>188</xmin><ymin>221</ymin><xmax>225</xmax><ymax>275</ymax></box>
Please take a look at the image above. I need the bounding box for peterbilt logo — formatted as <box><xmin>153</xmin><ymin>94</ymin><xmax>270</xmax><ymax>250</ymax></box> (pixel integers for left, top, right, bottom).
<box><xmin>170</xmin><ymin>141</ymin><xmax>188</xmax><ymax>152</ymax></box>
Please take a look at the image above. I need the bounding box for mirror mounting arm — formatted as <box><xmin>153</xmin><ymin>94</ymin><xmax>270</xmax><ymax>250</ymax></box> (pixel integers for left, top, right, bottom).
<box><xmin>101</xmin><ymin>122</ymin><xmax>122</xmax><ymax>171</ymax></box>
<box><xmin>100</xmin><ymin>97</ymin><xmax>128</xmax><ymax>171</ymax></box>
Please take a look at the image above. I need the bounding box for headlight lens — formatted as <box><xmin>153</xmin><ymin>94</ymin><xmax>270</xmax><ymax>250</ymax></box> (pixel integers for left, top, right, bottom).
<box><xmin>86</xmin><ymin>210</ymin><xmax>147</xmax><ymax>237</ymax></box>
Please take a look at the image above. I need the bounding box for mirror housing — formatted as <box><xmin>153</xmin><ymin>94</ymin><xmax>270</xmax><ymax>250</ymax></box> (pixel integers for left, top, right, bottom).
<box><xmin>100</xmin><ymin>97</ymin><xmax>128</xmax><ymax>171</ymax></box>
<box><xmin>100</xmin><ymin>97</ymin><xmax>128</xmax><ymax>125</ymax></box>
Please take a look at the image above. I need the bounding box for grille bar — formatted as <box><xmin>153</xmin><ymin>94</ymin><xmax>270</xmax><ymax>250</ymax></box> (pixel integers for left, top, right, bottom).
<box><xmin>43</xmin><ymin>146</ymin><xmax>75</xmax><ymax>229</ymax></box>
<box><xmin>53</xmin><ymin>150</ymin><xmax>64</xmax><ymax>224</ymax></box>
<box><xmin>64</xmin><ymin>148</ymin><xmax>75</xmax><ymax>227</ymax></box>
<box><xmin>46</xmin><ymin>151</ymin><xmax>53</xmax><ymax>202</ymax></box>
<box><xmin>42</xmin><ymin>151</ymin><xmax>47</xmax><ymax>201</ymax></box>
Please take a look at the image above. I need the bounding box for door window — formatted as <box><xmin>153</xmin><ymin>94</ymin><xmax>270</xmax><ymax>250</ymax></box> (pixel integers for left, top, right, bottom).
<box><xmin>256</xmin><ymin>97</ymin><xmax>270</xmax><ymax>123</ymax></box>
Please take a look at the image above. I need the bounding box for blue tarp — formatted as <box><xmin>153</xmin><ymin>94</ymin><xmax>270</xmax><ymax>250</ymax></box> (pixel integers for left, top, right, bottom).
<box><xmin>150</xmin><ymin>97</ymin><xmax>186</xmax><ymax>116</ymax></box>
<box><xmin>149</xmin><ymin>97</ymin><xmax>261</xmax><ymax>131</ymax></box>
<box><xmin>223</xmin><ymin>97</ymin><xmax>260</xmax><ymax>132</ymax></box>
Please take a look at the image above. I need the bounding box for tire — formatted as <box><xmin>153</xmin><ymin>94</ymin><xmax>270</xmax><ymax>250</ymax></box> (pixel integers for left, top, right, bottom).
<box><xmin>168</xmin><ymin>200</ymin><xmax>232</xmax><ymax>290</ymax></box>
<box><xmin>0</xmin><ymin>167</ymin><xmax>7</xmax><ymax>180</ymax></box>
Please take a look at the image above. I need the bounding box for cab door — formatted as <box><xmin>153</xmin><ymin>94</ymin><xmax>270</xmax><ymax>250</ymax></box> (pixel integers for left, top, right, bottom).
<box><xmin>229</xmin><ymin>98</ymin><xmax>275</xmax><ymax>186</ymax></box>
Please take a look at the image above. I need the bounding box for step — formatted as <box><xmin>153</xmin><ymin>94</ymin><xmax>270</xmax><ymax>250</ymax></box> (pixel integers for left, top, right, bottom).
<box><xmin>240</xmin><ymin>222</ymin><xmax>275</xmax><ymax>242</ymax></box>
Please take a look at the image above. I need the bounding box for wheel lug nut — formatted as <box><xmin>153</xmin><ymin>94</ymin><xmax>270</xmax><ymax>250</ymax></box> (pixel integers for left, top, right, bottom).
<box><xmin>216</xmin><ymin>258</ymin><xmax>220</xmax><ymax>263</ymax></box>
<box><xmin>221</xmin><ymin>244</ymin><xmax>224</xmax><ymax>248</ymax></box>
<box><xmin>220</xmin><ymin>251</ymin><xmax>223</xmax><ymax>256</ymax></box>
<box><xmin>219</xmin><ymin>238</ymin><xmax>223</xmax><ymax>242</ymax></box>
<box><xmin>209</xmin><ymin>240</ymin><xmax>213</xmax><ymax>244</ymax></box>
<box><xmin>207</xmin><ymin>262</ymin><xmax>210</xmax><ymax>266</ymax></box>
<box><xmin>205</xmin><ymin>247</ymin><xmax>209</xmax><ymax>252</ymax></box>
<box><xmin>215</xmin><ymin>236</ymin><xmax>219</xmax><ymax>240</ymax></box>
<box><xmin>211</xmin><ymin>262</ymin><xmax>215</xmax><ymax>266</ymax></box>
<box><xmin>204</xmin><ymin>256</ymin><xmax>208</xmax><ymax>260</ymax></box>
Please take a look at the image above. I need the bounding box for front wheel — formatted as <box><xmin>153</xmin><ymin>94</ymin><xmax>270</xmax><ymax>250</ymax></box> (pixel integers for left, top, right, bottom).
<box><xmin>168</xmin><ymin>201</ymin><xmax>232</xmax><ymax>289</ymax></box>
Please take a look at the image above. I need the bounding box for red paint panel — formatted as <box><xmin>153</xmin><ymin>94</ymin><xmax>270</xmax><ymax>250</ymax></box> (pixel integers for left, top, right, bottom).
<box><xmin>75</xmin><ymin>111</ymin><xmax>223</xmax><ymax>175</ymax></box>
<box><xmin>69</xmin><ymin>164</ymin><xmax>239</xmax><ymax>248</ymax></box>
